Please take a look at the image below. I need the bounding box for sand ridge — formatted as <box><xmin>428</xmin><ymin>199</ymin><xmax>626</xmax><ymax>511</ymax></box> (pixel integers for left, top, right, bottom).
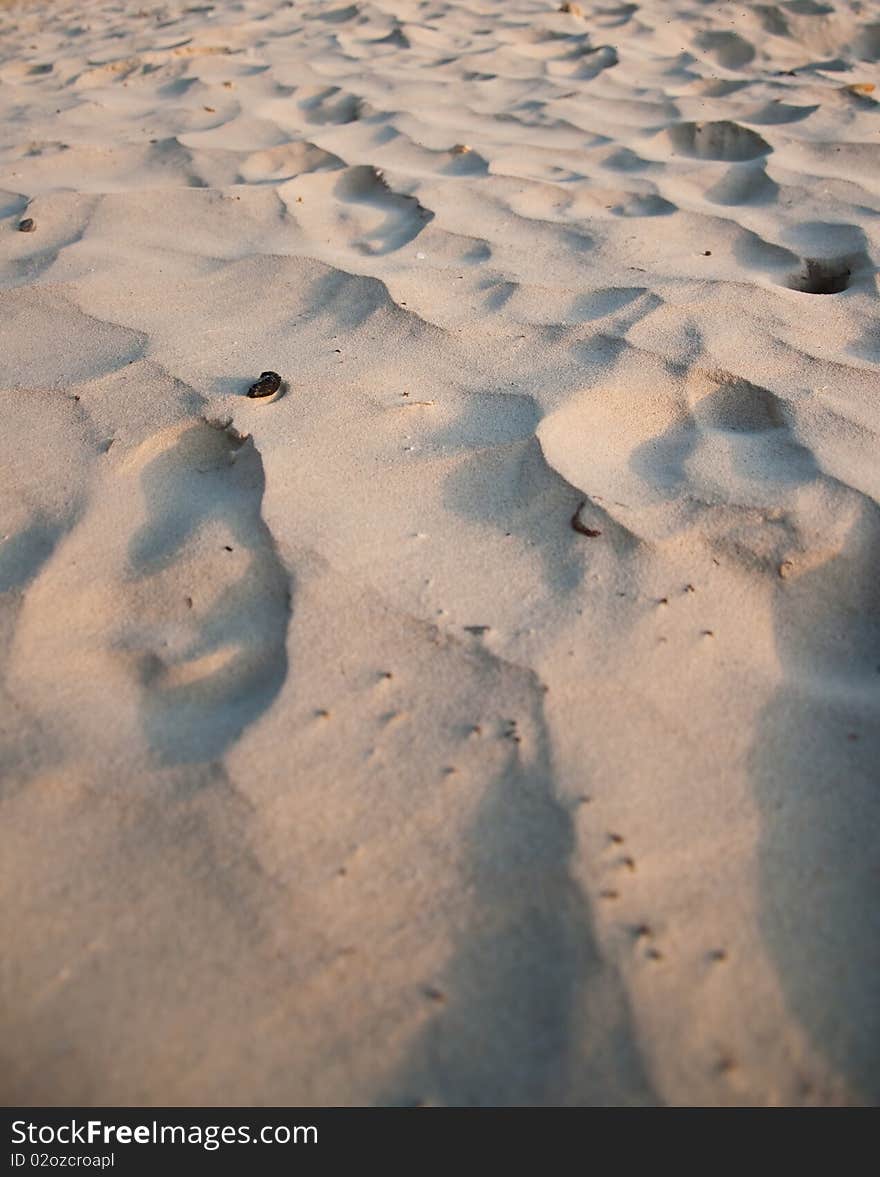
<box><xmin>1</xmin><ymin>0</ymin><xmax>878</xmax><ymax>1106</ymax></box>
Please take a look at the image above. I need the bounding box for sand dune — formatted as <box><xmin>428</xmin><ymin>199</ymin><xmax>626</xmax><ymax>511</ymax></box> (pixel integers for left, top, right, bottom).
<box><xmin>1</xmin><ymin>0</ymin><xmax>878</xmax><ymax>1106</ymax></box>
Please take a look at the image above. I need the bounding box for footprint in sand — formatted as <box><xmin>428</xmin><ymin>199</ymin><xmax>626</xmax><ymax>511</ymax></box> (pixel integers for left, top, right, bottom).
<box><xmin>9</xmin><ymin>415</ymin><xmax>290</xmax><ymax>769</ymax></box>
<box><xmin>666</xmin><ymin>120</ymin><xmax>772</xmax><ymax>162</ymax></box>
<box><xmin>127</xmin><ymin>418</ymin><xmax>292</xmax><ymax>765</ymax></box>
<box><xmin>694</xmin><ymin>31</ymin><xmax>756</xmax><ymax>71</ymax></box>
<box><xmin>538</xmin><ymin>347</ymin><xmax>831</xmax><ymax>556</ymax></box>
<box><xmin>297</xmin><ymin>85</ymin><xmax>364</xmax><ymax>126</ymax></box>
<box><xmin>779</xmin><ymin>222</ymin><xmax>871</xmax><ymax>295</ymax></box>
<box><xmin>284</xmin><ymin>164</ymin><xmax>434</xmax><ymax>256</ymax></box>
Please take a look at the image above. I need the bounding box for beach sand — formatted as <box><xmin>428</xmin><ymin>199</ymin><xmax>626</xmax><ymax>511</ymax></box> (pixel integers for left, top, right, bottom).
<box><xmin>1</xmin><ymin>0</ymin><xmax>878</xmax><ymax>1106</ymax></box>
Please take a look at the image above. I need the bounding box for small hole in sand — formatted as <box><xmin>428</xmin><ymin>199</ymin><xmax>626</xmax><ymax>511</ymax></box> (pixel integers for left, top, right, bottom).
<box><xmin>786</xmin><ymin>258</ymin><xmax>851</xmax><ymax>294</ymax></box>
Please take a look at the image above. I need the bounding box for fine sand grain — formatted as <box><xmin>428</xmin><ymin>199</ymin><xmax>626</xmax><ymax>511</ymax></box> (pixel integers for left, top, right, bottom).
<box><xmin>1</xmin><ymin>0</ymin><xmax>878</xmax><ymax>1106</ymax></box>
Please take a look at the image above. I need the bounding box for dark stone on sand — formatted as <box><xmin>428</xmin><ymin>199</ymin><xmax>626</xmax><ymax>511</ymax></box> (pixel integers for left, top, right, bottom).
<box><xmin>18</xmin><ymin>218</ymin><xmax>35</xmax><ymax>233</ymax></box>
<box><xmin>571</xmin><ymin>502</ymin><xmax>602</xmax><ymax>537</ymax></box>
<box><xmin>247</xmin><ymin>371</ymin><xmax>282</xmax><ymax>398</ymax></box>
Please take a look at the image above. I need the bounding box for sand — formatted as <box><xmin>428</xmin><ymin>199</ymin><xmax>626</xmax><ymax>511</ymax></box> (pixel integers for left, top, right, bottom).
<box><xmin>1</xmin><ymin>0</ymin><xmax>878</xmax><ymax>1107</ymax></box>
